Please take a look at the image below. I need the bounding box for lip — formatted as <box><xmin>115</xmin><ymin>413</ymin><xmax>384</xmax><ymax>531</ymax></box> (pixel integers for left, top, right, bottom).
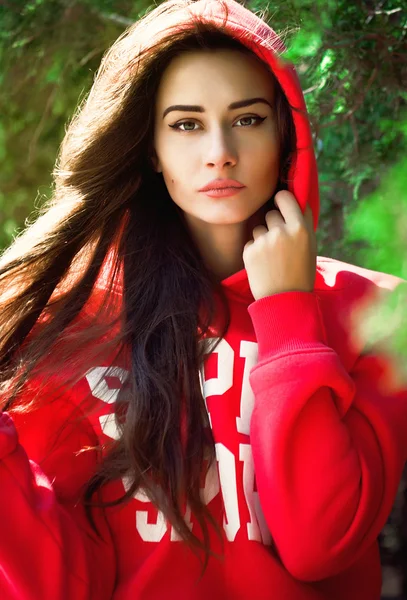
<box><xmin>198</xmin><ymin>178</ymin><xmax>245</xmax><ymax>192</ymax></box>
<box><xmin>200</xmin><ymin>187</ymin><xmax>245</xmax><ymax>198</ymax></box>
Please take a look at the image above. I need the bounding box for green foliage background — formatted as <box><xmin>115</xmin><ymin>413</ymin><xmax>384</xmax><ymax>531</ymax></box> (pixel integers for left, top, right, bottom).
<box><xmin>1</xmin><ymin>0</ymin><xmax>406</xmax><ymax>280</ymax></box>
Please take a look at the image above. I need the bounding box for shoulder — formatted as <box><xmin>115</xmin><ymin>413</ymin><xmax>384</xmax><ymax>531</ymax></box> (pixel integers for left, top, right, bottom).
<box><xmin>315</xmin><ymin>255</ymin><xmax>405</xmax><ymax>315</ymax></box>
<box><xmin>314</xmin><ymin>256</ymin><xmax>406</xmax><ymax>367</ymax></box>
<box><xmin>315</xmin><ymin>255</ymin><xmax>405</xmax><ymax>294</ymax></box>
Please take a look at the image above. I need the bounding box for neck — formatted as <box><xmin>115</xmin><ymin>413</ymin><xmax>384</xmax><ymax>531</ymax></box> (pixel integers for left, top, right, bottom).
<box><xmin>185</xmin><ymin>202</ymin><xmax>270</xmax><ymax>283</ymax></box>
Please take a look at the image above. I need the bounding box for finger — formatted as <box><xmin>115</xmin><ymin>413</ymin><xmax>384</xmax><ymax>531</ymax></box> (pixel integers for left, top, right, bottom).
<box><xmin>274</xmin><ymin>191</ymin><xmax>303</xmax><ymax>225</ymax></box>
<box><xmin>264</xmin><ymin>209</ymin><xmax>284</xmax><ymax>231</ymax></box>
<box><xmin>252</xmin><ymin>224</ymin><xmax>268</xmax><ymax>240</ymax></box>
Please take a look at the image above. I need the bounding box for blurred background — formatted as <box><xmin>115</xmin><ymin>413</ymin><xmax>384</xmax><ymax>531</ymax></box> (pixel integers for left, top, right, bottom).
<box><xmin>0</xmin><ymin>0</ymin><xmax>406</xmax><ymax>596</ymax></box>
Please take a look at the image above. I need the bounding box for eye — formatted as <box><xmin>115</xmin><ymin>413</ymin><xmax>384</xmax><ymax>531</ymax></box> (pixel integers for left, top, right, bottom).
<box><xmin>168</xmin><ymin>116</ymin><xmax>267</xmax><ymax>132</ymax></box>
<box><xmin>168</xmin><ymin>120</ymin><xmax>199</xmax><ymax>132</ymax></box>
<box><xmin>235</xmin><ymin>116</ymin><xmax>267</xmax><ymax>127</ymax></box>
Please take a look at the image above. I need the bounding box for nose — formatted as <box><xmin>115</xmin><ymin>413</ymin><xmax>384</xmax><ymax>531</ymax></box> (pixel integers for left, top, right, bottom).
<box><xmin>205</xmin><ymin>128</ymin><xmax>238</xmax><ymax>169</ymax></box>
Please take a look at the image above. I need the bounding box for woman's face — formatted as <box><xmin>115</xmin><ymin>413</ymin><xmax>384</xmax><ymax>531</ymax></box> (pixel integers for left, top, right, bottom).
<box><xmin>152</xmin><ymin>48</ymin><xmax>280</xmax><ymax>227</ymax></box>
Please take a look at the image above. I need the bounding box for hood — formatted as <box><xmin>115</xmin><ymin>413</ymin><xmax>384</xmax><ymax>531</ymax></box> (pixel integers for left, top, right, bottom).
<box><xmin>94</xmin><ymin>0</ymin><xmax>320</xmax><ymax>306</ymax></box>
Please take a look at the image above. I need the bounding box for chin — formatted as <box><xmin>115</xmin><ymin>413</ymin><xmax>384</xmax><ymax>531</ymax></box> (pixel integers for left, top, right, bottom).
<box><xmin>204</xmin><ymin>214</ymin><xmax>253</xmax><ymax>225</ymax></box>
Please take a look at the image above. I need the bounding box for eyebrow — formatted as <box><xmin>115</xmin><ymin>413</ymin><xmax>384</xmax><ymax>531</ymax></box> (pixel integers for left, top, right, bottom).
<box><xmin>162</xmin><ymin>97</ymin><xmax>272</xmax><ymax>119</ymax></box>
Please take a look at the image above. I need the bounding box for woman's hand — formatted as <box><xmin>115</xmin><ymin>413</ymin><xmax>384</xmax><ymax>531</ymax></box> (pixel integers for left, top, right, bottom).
<box><xmin>243</xmin><ymin>191</ymin><xmax>317</xmax><ymax>301</ymax></box>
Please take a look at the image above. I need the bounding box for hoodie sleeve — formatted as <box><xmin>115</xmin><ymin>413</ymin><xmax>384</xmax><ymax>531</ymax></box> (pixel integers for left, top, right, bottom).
<box><xmin>0</xmin><ymin>397</ymin><xmax>116</xmax><ymax>599</ymax></box>
<box><xmin>247</xmin><ymin>289</ymin><xmax>407</xmax><ymax>582</ymax></box>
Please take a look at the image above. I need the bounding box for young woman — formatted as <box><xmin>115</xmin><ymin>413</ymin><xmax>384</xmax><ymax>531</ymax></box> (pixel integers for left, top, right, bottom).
<box><xmin>0</xmin><ymin>0</ymin><xmax>406</xmax><ymax>598</ymax></box>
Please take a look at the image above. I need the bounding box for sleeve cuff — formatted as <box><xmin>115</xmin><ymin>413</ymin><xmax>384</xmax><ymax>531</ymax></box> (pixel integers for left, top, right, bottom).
<box><xmin>247</xmin><ymin>291</ymin><xmax>327</xmax><ymax>360</ymax></box>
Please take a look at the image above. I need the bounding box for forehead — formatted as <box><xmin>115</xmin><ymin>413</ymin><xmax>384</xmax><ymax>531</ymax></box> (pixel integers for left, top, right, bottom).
<box><xmin>155</xmin><ymin>49</ymin><xmax>275</xmax><ymax>104</ymax></box>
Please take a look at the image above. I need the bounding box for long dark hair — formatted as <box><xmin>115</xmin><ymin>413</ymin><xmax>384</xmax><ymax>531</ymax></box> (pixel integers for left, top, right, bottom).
<box><xmin>0</xmin><ymin>0</ymin><xmax>297</xmax><ymax>575</ymax></box>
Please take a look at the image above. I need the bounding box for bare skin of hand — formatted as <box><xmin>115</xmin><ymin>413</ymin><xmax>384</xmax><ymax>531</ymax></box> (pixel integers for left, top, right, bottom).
<box><xmin>243</xmin><ymin>190</ymin><xmax>318</xmax><ymax>301</ymax></box>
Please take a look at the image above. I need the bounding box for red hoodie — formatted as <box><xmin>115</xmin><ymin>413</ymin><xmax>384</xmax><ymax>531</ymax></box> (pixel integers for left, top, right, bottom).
<box><xmin>1</xmin><ymin>0</ymin><xmax>407</xmax><ymax>598</ymax></box>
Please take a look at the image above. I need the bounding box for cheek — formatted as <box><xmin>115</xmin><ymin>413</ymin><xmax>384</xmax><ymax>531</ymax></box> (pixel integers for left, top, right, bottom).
<box><xmin>162</xmin><ymin>172</ymin><xmax>175</xmax><ymax>187</ymax></box>
<box><xmin>161</xmin><ymin>168</ymin><xmax>177</xmax><ymax>190</ymax></box>
<box><xmin>250</xmin><ymin>145</ymin><xmax>279</xmax><ymax>177</ymax></box>
<box><xmin>247</xmin><ymin>130</ymin><xmax>279</xmax><ymax>159</ymax></box>
<box><xmin>162</xmin><ymin>152</ymin><xmax>190</xmax><ymax>187</ymax></box>
<box><xmin>263</xmin><ymin>138</ymin><xmax>280</xmax><ymax>168</ymax></box>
